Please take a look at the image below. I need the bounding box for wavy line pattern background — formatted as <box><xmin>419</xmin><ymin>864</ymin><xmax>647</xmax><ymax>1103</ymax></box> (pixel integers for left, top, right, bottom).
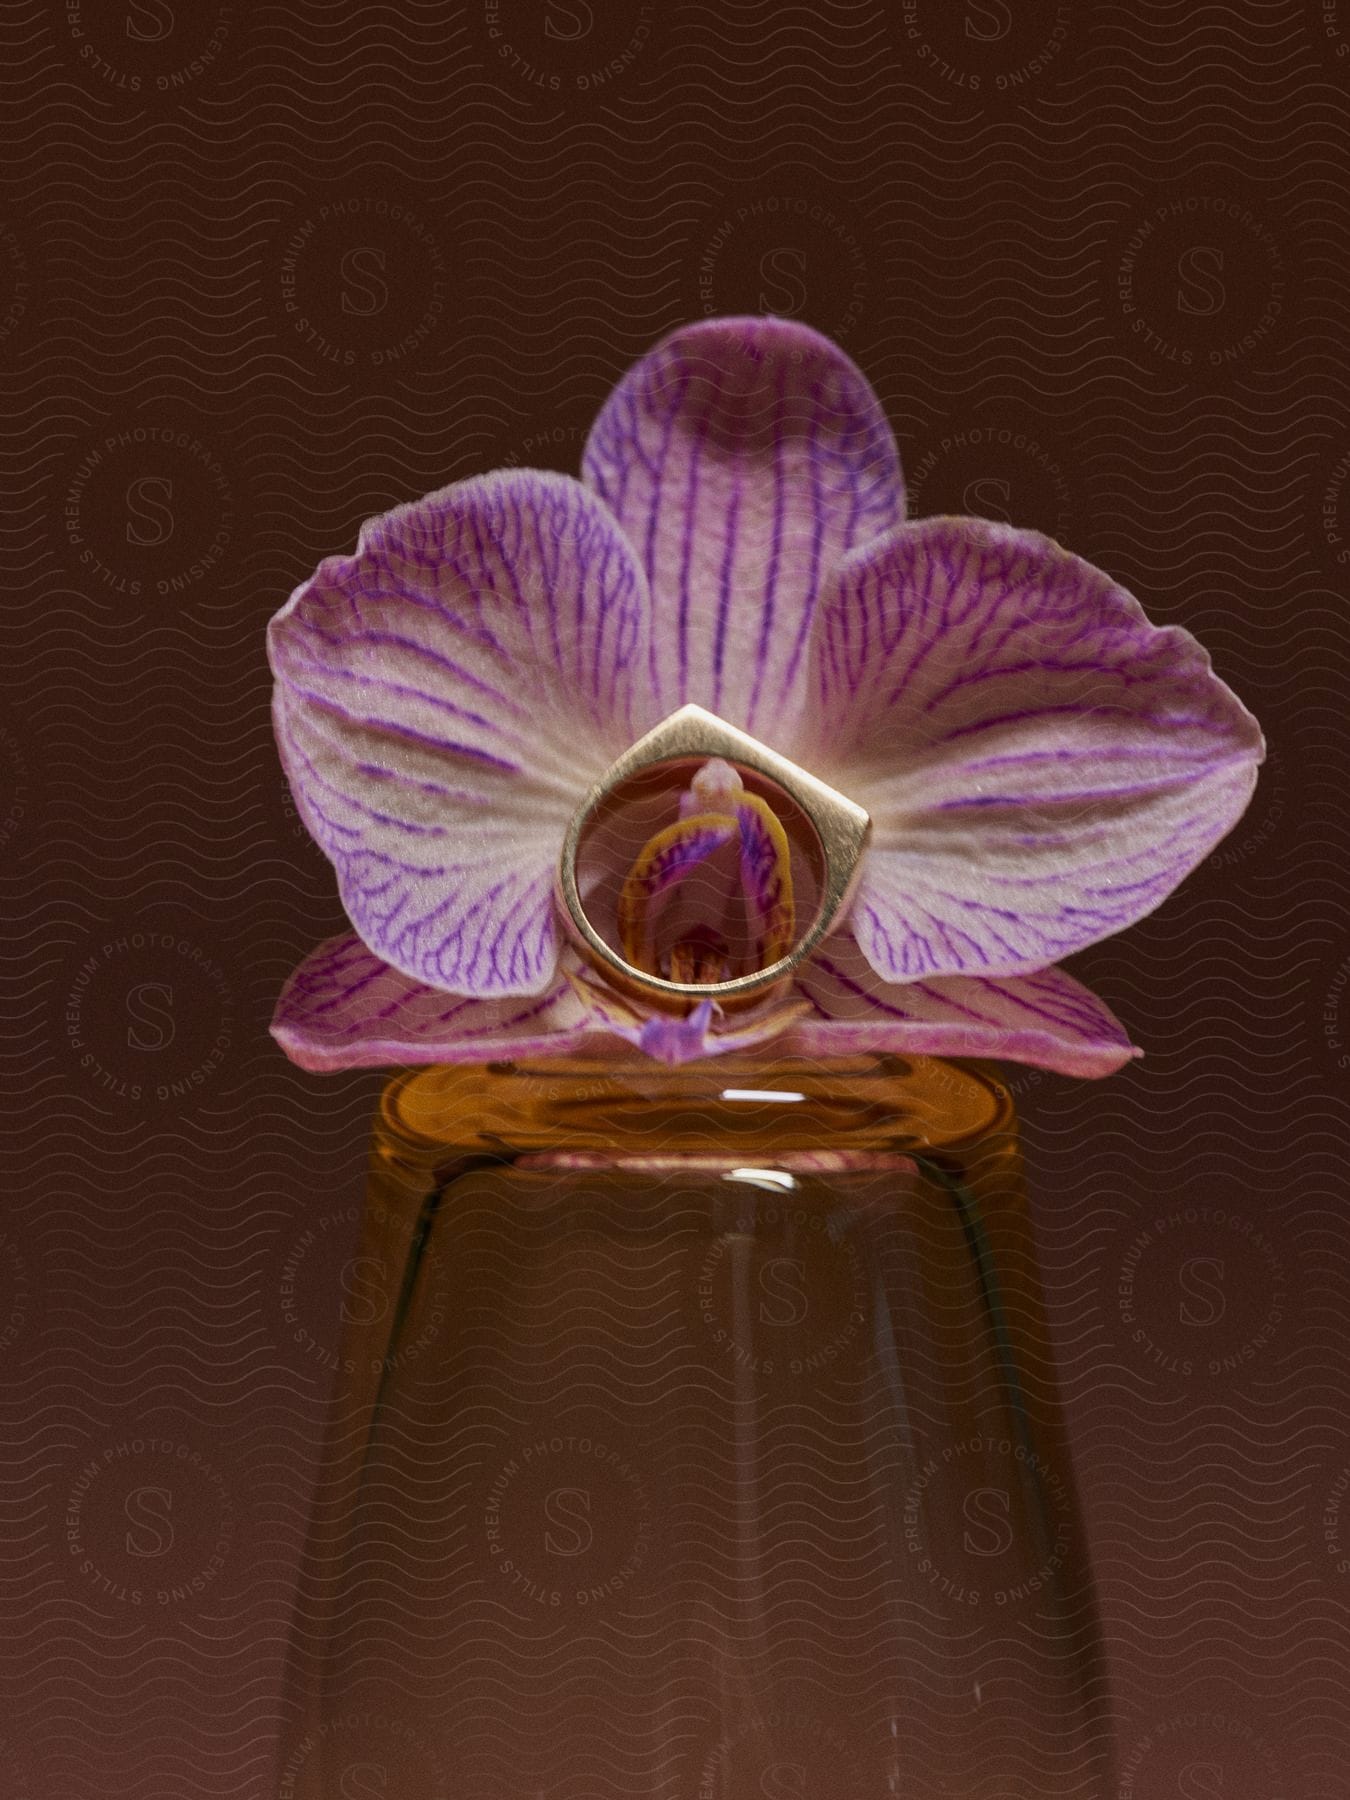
<box><xmin>1</xmin><ymin>0</ymin><xmax>1348</xmax><ymax>1793</ymax></box>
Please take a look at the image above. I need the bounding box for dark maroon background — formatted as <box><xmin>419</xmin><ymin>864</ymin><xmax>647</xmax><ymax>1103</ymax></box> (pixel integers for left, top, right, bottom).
<box><xmin>2</xmin><ymin>2</ymin><xmax>1348</xmax><ymax>1794</ymax></box>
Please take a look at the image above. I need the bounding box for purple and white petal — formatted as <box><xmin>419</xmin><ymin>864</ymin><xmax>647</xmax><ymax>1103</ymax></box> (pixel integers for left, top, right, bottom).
<box><xmin>792</xmin><ymin>936</ymin><xmax>1139</xmax><ymax>1078</ymax></box>
<box><xmin>583</xmin><ymin>316</ymin><xmax>904</xmax><ymax>747</ymax></box>
<box><xmin>273</xmin><ymin>935</ymin><xmax>811</xmax><ymax>1073</ymax></box>
<box><xmin>271</xmin><ymin>933</ymin><xmax>599</xmax><ymax>1072</ymax></box>
<box><xmin>269</xmin><ymin>470</ymin><xmax>651</xmax><ymax>997</ymax></box>
<box><xmin>802</xmin><ymin>516</ymin><xmax>1264</xmax><ymax>982</ymax></box>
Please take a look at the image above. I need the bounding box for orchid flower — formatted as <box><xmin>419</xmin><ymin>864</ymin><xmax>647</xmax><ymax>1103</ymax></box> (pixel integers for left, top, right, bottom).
<box><xmin>268</xmin><ymin>316</ymin><xmax>1263</xmax><ymax>1078</ymax></box>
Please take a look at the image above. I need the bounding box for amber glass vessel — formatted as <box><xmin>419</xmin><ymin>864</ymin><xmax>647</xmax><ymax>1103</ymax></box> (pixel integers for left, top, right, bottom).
<box><xmin>278</xmin><ymin>1053</ymin><xmax>1113</xmax><ymax>1799</ymax></box>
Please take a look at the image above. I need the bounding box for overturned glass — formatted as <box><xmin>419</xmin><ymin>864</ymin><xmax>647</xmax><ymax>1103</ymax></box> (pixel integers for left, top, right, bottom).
<box><xmin>277</xmin><ymin>1053</ymin><xmax>1114</xmax><ymax>1799</ymax></box>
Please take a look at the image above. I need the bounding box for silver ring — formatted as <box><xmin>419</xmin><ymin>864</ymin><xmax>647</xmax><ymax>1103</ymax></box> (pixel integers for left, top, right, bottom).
<box><xmin>556</xmin><ymin>704</ymin><xmax>871</xmax><ymax>1014</ymax></box>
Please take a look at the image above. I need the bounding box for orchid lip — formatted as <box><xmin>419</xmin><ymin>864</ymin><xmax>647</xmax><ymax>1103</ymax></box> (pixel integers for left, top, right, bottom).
<box><xmin>556</xmin><ymin>703</ymin><xmax>871</xmax><ymax>1015</ymax></box>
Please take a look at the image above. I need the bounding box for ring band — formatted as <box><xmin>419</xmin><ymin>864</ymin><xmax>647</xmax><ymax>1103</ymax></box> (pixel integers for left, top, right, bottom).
<box><xmin>556</xmin><ymin>704</ymin><xmax>871</xmax><ymax>1013</ymax></box>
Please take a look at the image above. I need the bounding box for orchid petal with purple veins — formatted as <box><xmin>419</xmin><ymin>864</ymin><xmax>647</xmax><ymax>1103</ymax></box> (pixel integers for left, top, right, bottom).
<box><xmin>583</xmin><ymin>315</ymin><xmax>904</xmax><ymax>747</ymax></box>
<box><xmin>801</xmin><ymin>515</ymin><xmax>1264</xmax><ymax>983</ymax></box>
<box><xmin>269</xmin><ymin>470</ymin><xmax>654</xmax><ymax>998</ymax></box>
